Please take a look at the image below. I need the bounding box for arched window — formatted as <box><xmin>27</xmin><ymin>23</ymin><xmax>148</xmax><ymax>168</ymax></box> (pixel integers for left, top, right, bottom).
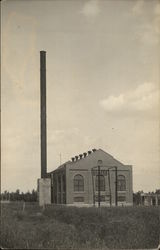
<box><xmin>74</xmin><ymin>174</ymin><xmax>84</xmax><ymax>192</ymax></box>
<box><xmin>117</xmin><ymin>175</ymin><xmax>126</xmax><ymax>191</ymax></box>
<box><xmin>95</xmin><ymin>175</ymin><xmax>105</xmax><ymax>191</ymax></box>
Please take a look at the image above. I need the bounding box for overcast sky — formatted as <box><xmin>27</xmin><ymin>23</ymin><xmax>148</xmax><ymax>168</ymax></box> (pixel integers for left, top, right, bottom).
<box><xmin>1</xmin><ymin>0</ymin><xmax>160</xmax><ymax>192</ymax></box>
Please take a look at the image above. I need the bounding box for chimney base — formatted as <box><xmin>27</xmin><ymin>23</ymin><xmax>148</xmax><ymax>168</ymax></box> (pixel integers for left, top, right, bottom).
<box><xmin>37</xmin><ymin>178</ymin><xmax>51</xmax><ymax>206</ymax></box>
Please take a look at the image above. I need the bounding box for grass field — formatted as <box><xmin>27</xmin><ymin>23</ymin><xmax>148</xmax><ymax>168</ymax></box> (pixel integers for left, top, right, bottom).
<box><xmin>1</xmin><ymin>202</ymin><xmax>160</xmax><ymax>249</ymax></box>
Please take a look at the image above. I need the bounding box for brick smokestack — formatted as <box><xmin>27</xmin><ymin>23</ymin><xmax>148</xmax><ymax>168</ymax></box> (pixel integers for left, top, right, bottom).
<box><xmin>40</xmin><ymin>51</ymin><xmax>47</xmax><ymax>178</ymax></box>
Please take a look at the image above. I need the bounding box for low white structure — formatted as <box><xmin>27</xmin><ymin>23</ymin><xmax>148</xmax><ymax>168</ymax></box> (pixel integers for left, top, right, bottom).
<box><xmin>140</xmin><ymin>193</ymin><xmax>160</xmax><ymax>206</ymax></box>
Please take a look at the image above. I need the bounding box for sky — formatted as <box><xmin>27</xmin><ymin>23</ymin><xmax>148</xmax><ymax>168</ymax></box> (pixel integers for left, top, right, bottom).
<box><xmin>1</xmin><ymin>0</ymin><xmax>160</xmax><ymax>192</ymax></box>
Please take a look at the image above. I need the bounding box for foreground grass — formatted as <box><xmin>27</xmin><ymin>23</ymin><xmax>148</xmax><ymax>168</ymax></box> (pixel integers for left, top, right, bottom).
<box><xmin>1</xmin><ymin>202</ymin><xmax>160</xmax><ymax>249</ymax></box>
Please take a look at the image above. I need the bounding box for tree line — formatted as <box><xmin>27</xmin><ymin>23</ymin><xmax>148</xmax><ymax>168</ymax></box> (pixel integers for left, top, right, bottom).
<box><xmin>0</xmin><ymin>189</ymin><xmax>37</xmax><ymax>202</ymax></box>
<box><xmin>1</xmin><ymin>189</ymin><xmax>159</xmax><ymax>203</ymax></box>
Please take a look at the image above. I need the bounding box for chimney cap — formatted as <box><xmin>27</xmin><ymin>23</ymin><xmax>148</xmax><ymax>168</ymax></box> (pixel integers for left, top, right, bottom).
<box><xmin>71</xmin><ymin>157</ymin><xmax>75</xmax><ymax>162</ymax></box>
<box><xmin>79</xmin><ymin>154</ymin><xmax>83</xmax><ymax>159</ymax></box>
<box><xmin>88</xmin><ymin>150</ymin><xmax>92</xmax><ymax>154</ymax></box>
<box><xmin>92</xmin><ymin>148</ymin><xmax>97</xmax><ymax>152</ymax></box>
<box><xmin>75</xmin><ymin>155</ymin><xmax>79</xmax><ymax>161</ymax></box>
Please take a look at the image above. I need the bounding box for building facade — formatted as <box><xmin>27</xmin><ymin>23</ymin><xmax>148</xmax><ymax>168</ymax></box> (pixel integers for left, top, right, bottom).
<box><xmin>49</xmin><ymin>149</ymin><xmax>133</xmax><ymax>206</ymax></box>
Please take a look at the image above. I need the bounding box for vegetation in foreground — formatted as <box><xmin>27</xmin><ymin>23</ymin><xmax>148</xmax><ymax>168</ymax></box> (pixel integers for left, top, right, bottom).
<box><xmin>1</xmin><ymin>202</ymin><xmax>160</xmax><ymax>249</ymax></box>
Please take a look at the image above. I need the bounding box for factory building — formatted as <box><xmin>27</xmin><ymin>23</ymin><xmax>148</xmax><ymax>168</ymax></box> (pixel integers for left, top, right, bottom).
<box><xmin>49</xmin><ymin>149</ymin><xmax>133</xmax><ymax>206</ymax></box>
<box><xmin>37</xmin><ymin>51</ymin><xmax>133</xmax><ymax>207</ymax></box>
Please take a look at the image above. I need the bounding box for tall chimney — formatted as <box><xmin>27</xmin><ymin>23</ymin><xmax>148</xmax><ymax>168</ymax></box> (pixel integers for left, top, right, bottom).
<box><xmin>40</xmin><ymin>51</ymin><xmax>47</xmax><ymax>178</ymax></box>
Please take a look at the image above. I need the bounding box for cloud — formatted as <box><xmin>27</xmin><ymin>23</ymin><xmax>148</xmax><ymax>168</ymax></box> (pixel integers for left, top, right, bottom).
<box><xmin>132</xmin><ymin>1</ymin><xmax>160</xmax><ymax>45</ymax></box>
<box><xmin>2</xmin><ymin>12</ymin><xmax>37</xmax><ymax>89</ymax></box>
<box><xmin>81</xmin><ymin>0</ymin><xmax>100</xmax><ymax>18</ymax></box>
<box><xmin>48</xmin><ymin>128</ymin><xmax>80</xmax><ymax>144</ymax></box>
<box><xmin>138</xmin><ymin>20</ymin><xmax>160</xmax><ymax>46</ymax></box>
<box><xmin>154</xmin><ymin>2</ymin><xmax>160</xmax><ymax>34</ymax></box>
<box><xmin>132</xmin><ymin>0</ymin><xmax>144</xmax><ymax>15</ymax></box>
<box><xmin>99</xmin><ymin>82</ymin><xmax>159</xmax><ymax>115</ymax></box>
<box><xmin>154</xmin><ymin>2</ymin><xmax>160</xmax><ymax>15</ymax></box>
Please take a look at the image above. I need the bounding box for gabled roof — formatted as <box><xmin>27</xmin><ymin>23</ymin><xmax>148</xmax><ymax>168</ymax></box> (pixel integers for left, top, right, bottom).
<box><xmin>98</xmin><ymin>149</ymin><xmax>125</xmax><ymax>166</ymax></box>
<box><xmin>49</xmin><ymin>148</ymin><xmax>129</xmax><ymax>174</ymax></box>
<box><xmin>57</xmin><ymin>161</ymin><xmax>71</xmax><ymax>169</ymax></box>
<box><xmin>49</xmin><ymin>161</ymin><xmax>71</xmax><ymax>174</ymax></box>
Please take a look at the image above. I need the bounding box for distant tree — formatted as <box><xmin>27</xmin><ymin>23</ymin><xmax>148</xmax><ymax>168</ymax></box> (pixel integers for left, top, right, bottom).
<box><xmin>133</xmin><ymin>191</ymin><xmax>143</xmax><ymax>205</ymax></box>
<box><xmin>15</xmin><ymin>189</ymin><xmax>20</xmax><ymax>200</ymax></box>
<box><xmin>0</xmin><ymin>189</ymin><xmax>37</xmax><ymax>202</ymax></box>
<box><xmin>31</xmin><ymin>189</ymin><xmax>37</xmax><ymax>202</ymax></box>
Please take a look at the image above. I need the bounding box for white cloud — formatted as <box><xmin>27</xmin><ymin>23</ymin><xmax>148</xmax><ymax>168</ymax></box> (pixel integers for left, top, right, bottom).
<box><xmin>154</xmin><ymin>3</ymin><xmax>160</xmax><ymax>34</ymax></box>
<box><xmin>154</xmin><ymin>2</ymin><xmax>160</xmax><ymax>15</ymax></box>
<box><xmin>48</xmin><ymin>128</ymin><xmax>80</xmax><ymax>144</ymax></box>
<box><xmin>2</xmin><ymin>12</ymin><xmax>37</xmax><ymax>88</ymax></box>
<box><xmin>131</xmin><ymin>1</ymin><xmax>160</xmax><ymax>45</ymax></box>
<box><xmin>81</xmin><ymin>0</ymin><xmax>100</xmax><ymax>18</ymax></box>
<box><xmin>139</xmin><ymin>22</ymin><xmax>160</xmax><ymax>45</ymax></box>
<box><xmin>99</xmin><ymin>82</ymin><xmax>159</xmax><ymax>115</ymax></box>
<box><xmin>100</xmin><ymin>94</ymin><xmax>124</xmax><ymax>112</ymax></box>
<box><xmin>132</xmin><ymin>0</ymin><xmax>144</xmax><ymax>15</ymax></box>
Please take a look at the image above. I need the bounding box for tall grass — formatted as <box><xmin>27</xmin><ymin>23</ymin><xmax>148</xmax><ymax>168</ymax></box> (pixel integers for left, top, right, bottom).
<box><xmin>1</xmin><ymin>202</ymin><xmax>160</xmax><ymax>249</ymax></box>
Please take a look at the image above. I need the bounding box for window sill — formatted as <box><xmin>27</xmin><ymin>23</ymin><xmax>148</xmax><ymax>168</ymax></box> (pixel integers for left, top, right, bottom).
<box><xmin>73</xmin><ymin>202</ymin><xmax>84</xmax><ymax>203</ymax></box>
<box><xmin>74</xmin><ymin>191</ymin><xmax>85</xmax><ymax>194</ymax></box>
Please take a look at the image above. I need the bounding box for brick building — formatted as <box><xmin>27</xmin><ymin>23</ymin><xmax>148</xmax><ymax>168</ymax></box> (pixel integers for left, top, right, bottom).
<box><xmin>48</xmin><ymin>149</ymin><xmax>133</xmax><ymax>206</ymax></box>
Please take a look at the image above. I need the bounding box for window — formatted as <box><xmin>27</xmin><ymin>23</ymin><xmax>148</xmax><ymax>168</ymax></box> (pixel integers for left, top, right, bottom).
<box><xmin>63</xmin><ymin>193</ymin><xmax>66</xmax><ymax>204</ymax></box>
<box><xmin>95</xmin><ymin>175</ymin><xmax>105</xmax><ymax>191</ymax></box>
<box><xmin>74</xmin><ymin>174</ymin><xmax>84</xmax><ymax>192</ymax></box>
<box><xmin>117</xmin><ymin>175</ymin><xmax>126</xmax><ymax>191</ymax></box>
<box><xmin>95</xmin><ymin>195</ymin><xmax>105</xmax><ymax>202</ymax></box>
<box><xmin>58</xmin><ymin>194</ymin><xmax>61</xmax><ymax>204</ymax></box>
<box><xmin>62</xmin><ymin>174</ymin><xmax>66</xmax><ymax>192</ymax></box>
<box><xmin>74</xmin><ymin>197</ymin><xmax>84</xmax><ymax>202</ymax></box>
<box><xmin>53</xmin><ymin>176</ymin><xmax>57</xmax><ymax>204</ymax></box>
<box><xmin>58</xmin><ymin>176</ymin><xmax>61</xmax><ymax>192</ymax></box>
<box><xmin>51</xmin><ymin>173</ymin><xmax>54</xmax><ymax>186</ymax></box>
<box><xmin>118</xmin><ymin>196</ymin><xmax>126</xmax><ymax>202</ymax></box>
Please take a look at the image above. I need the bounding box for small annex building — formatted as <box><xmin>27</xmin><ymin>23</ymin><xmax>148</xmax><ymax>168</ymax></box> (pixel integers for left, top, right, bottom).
<box><xmin>140</xmin><ymin>193</ymin><xmax>160</xmax><ymax>206</ymax></box>
<box><xmin>48</xmin><ymin>149</ymin><xmax>133</xmax><ymax>206</ymax></box>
